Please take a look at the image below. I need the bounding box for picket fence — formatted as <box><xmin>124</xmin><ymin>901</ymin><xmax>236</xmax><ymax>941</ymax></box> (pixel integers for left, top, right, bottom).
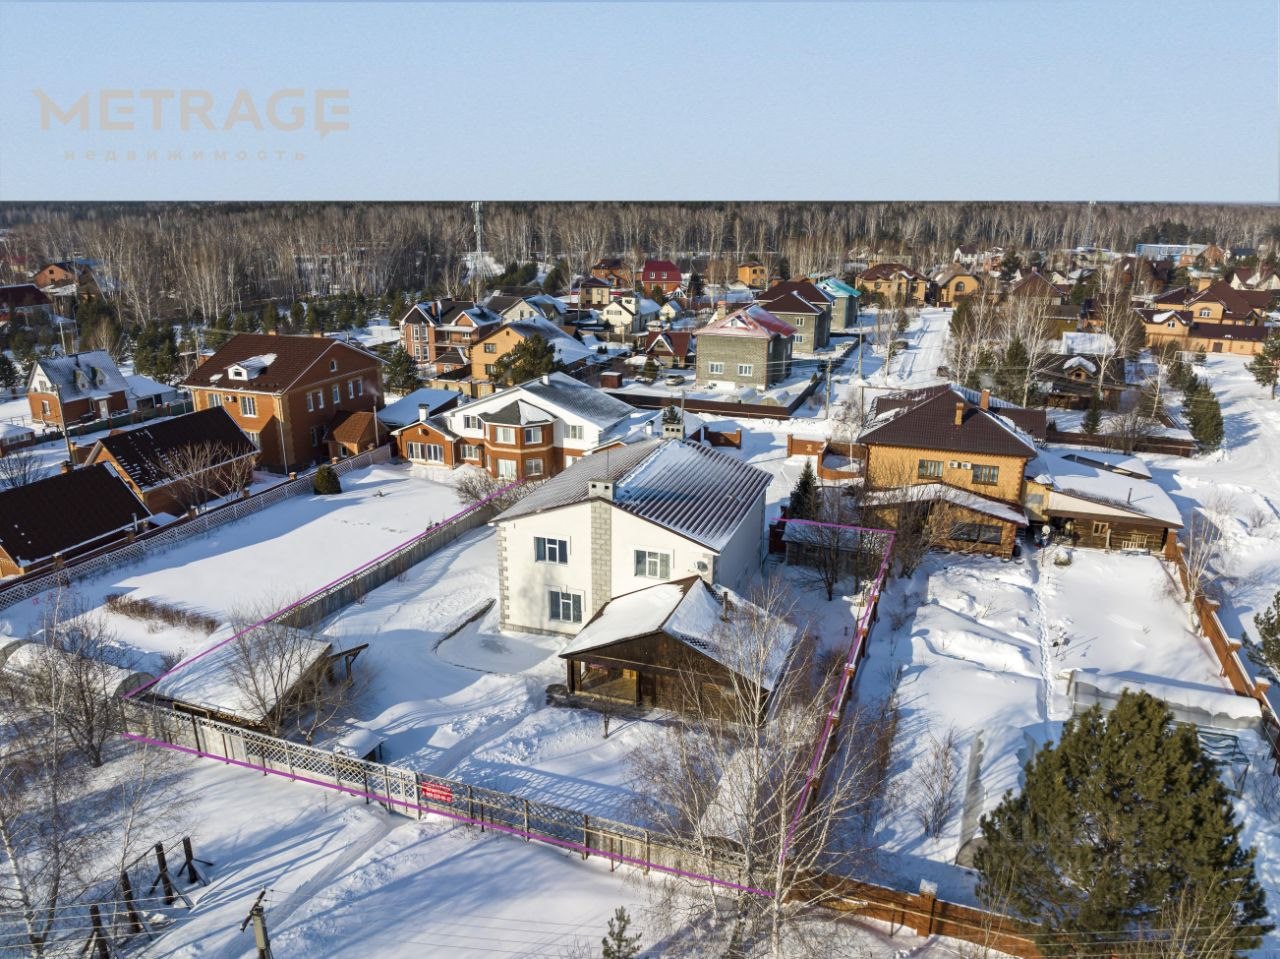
<box><xmin>0</xmin><ymin>446</ymin><xmax>391</xmax><ymax>612</ymax></box>
<box><xmin>119</xmin><ymin>699</ymin><xmax>753</xmax><ymax>891</ymax></box>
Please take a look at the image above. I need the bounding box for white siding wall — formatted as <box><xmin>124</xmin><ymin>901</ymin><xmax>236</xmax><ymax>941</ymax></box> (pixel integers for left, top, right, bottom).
<box><xmin>607</xmin><ymin>511</ymin><xmax>716</xmax><ymax>600</ymax></box>
<box><xmin>713</xmin><ymin>493</ymin><xmax>766</xmax><ymax>594</ymax></box>
<box><xmin>498</xmin><ymin>503</ymin><xmax>594</xmax><ymax>635</ymax></box>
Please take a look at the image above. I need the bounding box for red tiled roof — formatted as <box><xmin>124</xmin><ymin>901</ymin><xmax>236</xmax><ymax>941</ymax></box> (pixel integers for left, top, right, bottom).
<box><xmin>642</xmin><ymin>259</ymin><xmax>680</xmax><ymax>278</ymax></box>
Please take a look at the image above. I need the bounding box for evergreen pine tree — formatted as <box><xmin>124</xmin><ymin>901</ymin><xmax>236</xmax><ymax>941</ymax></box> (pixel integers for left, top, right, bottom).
<box><xmin>491</xmin><ymin>333</ymin><xmax>558</xmax><ymax>386</ymax></box>
<box><xmin>260</xmin><ymin>302</ymin><xmax>278</xmax><ymax>333</ymax></box>
<box><xmin>1082</xmin><ymin>392</ymin><xmax>1102</xmax><ymax>435</ymax></box>
<box><xmin>1184</xmin><ymin>380</ymin><xmax>1224</xmax><ymax>451</ymax></box>
<box><xmin>313</xmin><ymin>464</ymin><xmax>342</xmax><ymax>495</ymax></box>
<box><xmin>1247</xmin><ymin>333</ymin><xmax>1280</xmax><ymax>399</ymax></box>
<box><xmin>601</xmin><ymin>907</ymin><xmax>641</xmax><ymax>959</ymax></box>
<box><xmin>996</xmin><ymin>336</ymin><xmax>1030</xmax><ymax>403</ymax></box>
<box><xmin>975</xmin><ymin>691</ymin><xmax>1270</xmax><ymax>957</ymax></box>
<box><xmin>0</xmin><ymin>354</ymin><xmax>18</xmax><ymax>393</ymax></box>
<box><xmin>383</xmin><ymin>346</ymin><xmax>421</xmax><ymax>394</ymax></box>
<box><xmin>1249</xmin><ymin>590</ymin><xmax>1280</xmax><ymax>679</ymax></box>
<box><xmin>789</xmin><ymin>459</ymin><xmax>819</xmax><ymax>520</ymax></box>
<box><xmin>289</xmin><ymin>301</ymin><xmax>305</xmax><ymax>332</ymax></box>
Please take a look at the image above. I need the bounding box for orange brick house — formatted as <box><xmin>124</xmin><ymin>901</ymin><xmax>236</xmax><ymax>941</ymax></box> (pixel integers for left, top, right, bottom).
<box><xmin>27</xmin><ymin>351</ymin><xmax>131</xmax><ymax>427</ymax></box>
<box><xmin>183</xmin><ymin>333</ymin><xmax>383</xmax><ymax>473</ymax></box>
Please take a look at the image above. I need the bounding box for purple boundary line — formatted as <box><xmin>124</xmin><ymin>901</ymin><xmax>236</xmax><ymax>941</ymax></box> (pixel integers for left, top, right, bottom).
<box><xmin>776</xmin><ymin>518</ymin><xmax>895</xmax><ymax>866</ymax></box>
<box><xmin>121</xmin><ymin>478</ymin><xmax>525</xmax><ymax>700</ymax></box>
<box><xmin>120</xmin><ymin>730</ymin><xmax>774</xmax><ymax>898</ymax></box>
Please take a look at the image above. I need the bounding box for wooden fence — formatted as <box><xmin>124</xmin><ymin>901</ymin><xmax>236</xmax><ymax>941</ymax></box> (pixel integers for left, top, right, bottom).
<box><xmin>1164</xmin><ymin>535</ymin><xmax>1280</xmax><ymax>766</ymax></box>
<box><xmin>0</xmin><ymin>446</ymin><xmax>391</xmax><ymax>612</ymax></box>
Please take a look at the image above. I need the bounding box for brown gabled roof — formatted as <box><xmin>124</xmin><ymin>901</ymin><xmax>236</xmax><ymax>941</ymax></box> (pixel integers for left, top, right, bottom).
<box><xmin>1188</xmin><ymin>321</ymin><xmax>1268</xmax><ymax>342</ymax></box>
<box><xmin>0</xmin><ymin>284</ymin><xmax>52</xmax><ymax>309</ymax></box>
<box><xmin>1153</xmin><ymin>285</ymin><xmax>1194</xmax><ymax>306</ymax></box>
<box><xmin>860</xmin><ymin>262</ymin><xmax>927</xmax><ymax>282</ymax></box>
<box><xmin>861</xmin><ymin>387</ymin><xmax>1038</xmax><ymax>459</ymax></box>
<box><xmin>645</xmin><ymin>330</ymin><xmax>695</xmax><ymax>357</ymax></box>
<box><xmin>327</xmin><ymin>409</ymin><xmax>378</xmax><ymax>446</ymax></box>
<box><xmin>760</xmin><ymin>279</ymin><xmax>831</xmax><ymax>308</ymax></box>
<box><xmin>182</xmin><ymin>333</ymin><xmax>379</xmax><ymax>393</ymax></box>
<box><xmin>92</xmin><ymin>407</ymin><xmax>255</xmax><ymax>490</ymax></box>
<box><xmin>1187</xmin><ymin>280</ymin><xmax>1260</xmax><ymax>318</ymax></box>
<box><xmin>755</xmin><ymin>290</ymin><xmax>821</xmax><ymax>315</ymax></box>
<box><xmin>0</xmin><ymin>464</ymin><xmax>148</xmax><ymax>567</ymax></box>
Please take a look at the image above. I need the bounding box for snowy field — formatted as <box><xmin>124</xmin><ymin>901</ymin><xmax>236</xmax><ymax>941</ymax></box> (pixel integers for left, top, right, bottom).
<box><xmin>0</xmin><ymin>463</ymin><xmax>464</xmax><ymax>673</ymax></box>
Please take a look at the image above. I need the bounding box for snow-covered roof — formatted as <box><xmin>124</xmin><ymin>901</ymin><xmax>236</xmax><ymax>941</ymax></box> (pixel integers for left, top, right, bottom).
<box><xmin>152</xmin><ymin>629</ymin><xmax>333</xmax><ymax>724</ymax></box>
<box><xmin>1061</xmin><ymin>331</ymin><xmax>1116</xmax><ymax>355</ymax></box>
<box><xmin>31</xmin><ymin>351</ymin><xmax>128</xmax><ymax>401</ymax></box>
<box><xmin>701</xmin><ymin>304</ymin><xmax>795</xmax><ymax>339</ymax></box>
<box><xmin>1058</xmin><ymin>450</ymin><xmax>1152</xmax><ymax>480</ymax></box>
<box><xmin>1028</xmin><ymin>449</ymin><xmax>1181</xmax><ymax>527</ymax></box>
<box><xmin>1062</xmin><ymin>355</ymin><xmax>1097</xmax><ymax>375</ymax></box>
<box><xmin>0</xmin><ymin>422</ymin><xmax>34</xmax><ymax>440</ymax></box>
<box><xmin>377</xmin><ymin>388</ymin><xmax>460</xmax><ymax>428</ymax></box>
<box><xmin>862</xmin><ymin>483</ymin><xmax>1029</xmax><ymax>526</ymax></box>
<box><xmin>516</xmin><ymin>372</ymin><xmax>636</xmax><ymax>428</ymax></box>
<box><xmin>1</xmin><ymin>640</ymin><xmax>154</xmax><ymax>699</ymax></box>
<box><xmin>125</xmin><ymin>373</ymin><xmax>179</xmax><ymax>399</ymax></box>
<box><xmin>561</xmin><ymin>578</ymin><xmax>798</xmax><ymax>692</ymax></box>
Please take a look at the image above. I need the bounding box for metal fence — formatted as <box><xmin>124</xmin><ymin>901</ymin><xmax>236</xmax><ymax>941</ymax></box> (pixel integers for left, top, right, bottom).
<box><xmin>0</xmin><ymin>446</ymin><xmax>391</xmax><ymax>611</ymax></box>
<box><xmin>120</xmin><ymin>699</ymin><xmax>752</xmax><ymax>892</ymax></box>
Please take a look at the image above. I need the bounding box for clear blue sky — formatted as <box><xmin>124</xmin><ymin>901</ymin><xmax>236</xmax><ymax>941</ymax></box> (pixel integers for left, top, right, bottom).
<box><xmin>0</xmin><ymin>0</ymin><xmax>1275</xmax><ymax>201</ymax></box>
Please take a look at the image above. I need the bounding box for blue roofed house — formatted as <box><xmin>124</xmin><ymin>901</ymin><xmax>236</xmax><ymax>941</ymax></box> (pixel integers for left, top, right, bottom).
<box><xmin>816</xmin><ymin>276</ymin><xmax>862</xmax><ymax>332</ymax></box>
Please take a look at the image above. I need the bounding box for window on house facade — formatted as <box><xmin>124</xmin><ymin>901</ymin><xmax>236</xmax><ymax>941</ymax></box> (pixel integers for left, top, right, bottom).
<box><xmin>795</xmin><ymin>316</ymin><xmax>805</xmax><ymax>326</ymax></box>
<box><xmin>708</xmin><ymin>361</ymin><xmax>725</xmax><ymax>375</ymax></box>
<box><xmin>972</xmin><ymin>464</ymin><xmax>999</xmax><ymax>486</ymax></box>
<box><xmin>348</xmin><ymin>380</ymin><xmax>356</xmax><ymax>399</ymax></box>
<box><xmin>425</xmin><ymin>443</ymin><xmax>444</xmax><ymax>462</ymax></box>
<box><xmin>633</xmin><ymin>549</ymin><xmax>672</xmax><ymax>579</ymax></box>
<box><xmin>956</xmin><ymin>282</ymin><xmax>966</xmax><ymax>293</ymax></box>
<box><xmin>40</xmin><ymin>400</ymin><xmax>50</xmax><ymax>415</ymax></box>
<box><xmin>737</xmin><ymin>363</ymin><xmax>754</xmax><ymax>377</ymax></box>
<box><xmin>796</xmin><ymin>333</ymin><xmax>806</xmax><ymax>344</ymax></box>
<box><xmin>566</xmin><ymin>424</ymin><xmax>585</xmax><ymax>441</ymax></box>
<box><xmin>463</xmin><ymin>414</ymin><xmax>482</xmax><ymax>431</ymax></box>
<box><xmin>241</xmin><ymin>395</ymin><xmax>257</xmax><ymax>416</ymax></box>
<box><xmin>526</xmin><ymin>458</ymin><xmax>544</xmax><ymax>476</ymax></box>
<box><xmin>329</xmin><ymin>359</ymin><xmax>338</xmax><ymax>372</ymax></box>
<box><xmin>548</xmin><ymin>589</ymin><xmax>583</xmax><ymax>623</ymax></box>
<box><xmin>1091</xmin><ymin>521</ymin><xmax>1109</xmax><ymax>536</ymax></box>
<box><xmin>564</xmin><ymin>454</ymin><xmax>577</xmax><ymax>466</ymax></box>
<box><xmin>1199</xmin><ymin>308</ymin><xmax>1211</xmax><ymax>317</ymax></box>
<box><xmin>462</xmin><ymin>443</ymin><xmax>482</xmax><ymax>459</ymax></box>
<box><xmin>495</xmin><ymin>426</ymin><xmax>516</xmax><ymax>445</ymax></box>
<box><xmin>485</xmin><ymin>364</ymin><xmax>496</xmax><ymax>376</ymax></box>
<box><xmin>245</xmin><ymin>431</ymin><xmax>262</xmax><ymax>449</ymax></box>
<box><xmin>309</xmin><ymin>425</ymin><xmax>323</xmax><ymax>447</ymax></box>
<box><xmin>535</xmin><ymin>536</ymin><xmax>567</xmax><ymax>563</ymax></box>
<box><xmin>497</xmin><ymin>458</ymin><xmax>517</xmax><ymax>479</ymax></box>
<box><xmin>207</xmin><ymin>393</ymin><xmax>223</xmax><ymax>408</ymax></box>
<box><xmin>523</xmin><ymin>426</ymin><xmax>541</xmax><ymax>444</ymax></box>
<box><xmin>948</xmin><ymin>522</ymin><xmax>1003</xmax><ymax>544</ymax></box>
<box><xmin>306</xmin><ymin>392</ymin><xmax>313</xmax><ymax>412</ymax></box>
<box><xmin>406</xmin><ymin>441</ymin><xmax>426</xmax><ymax>460</ymax></box>
<box><xmin>918</xmin><ymin>458</ymin><xmax>943</xmax><ymax>479</ymax></box>
<box><xmin>332</xmin><ymin>384</ymin><xmax>341</xmax><ymax>404</ymax></box>
<box><xmin>484</xmin><ymin>343</ymin><xmax>497</xmax><ymax>354</ymax></box>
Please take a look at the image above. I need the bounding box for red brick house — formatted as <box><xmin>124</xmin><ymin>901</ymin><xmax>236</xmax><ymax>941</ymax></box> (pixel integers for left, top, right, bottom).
<box><xmin>27</xmin><ymin>351</ymin><xmax>131</xmax><ymax>426</ymax></box>
<box><xmin>183</xmin><ymin>333</ymin><xmax>383</xmax><ymax>473</ymax></box>
<box><xmin>398</xmin><ymin>300</ymin><xmax>502</xmax><ymax>373</ymax></box>
<box><xmin>590</xmin><ymin>258</ymin><xmax>634</xmax><ymax>288</ymax></box>
<box><xmin>641</xmin><ymin>259</ymin><xmax>682</xmax><ymax>295</ymax></box>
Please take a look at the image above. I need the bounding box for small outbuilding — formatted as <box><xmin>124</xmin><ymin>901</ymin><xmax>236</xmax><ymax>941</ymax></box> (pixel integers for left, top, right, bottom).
<box><xmin>559</xmin><ymin>576</ymin><xmax>798</xmax><ymax>720</ymax></box>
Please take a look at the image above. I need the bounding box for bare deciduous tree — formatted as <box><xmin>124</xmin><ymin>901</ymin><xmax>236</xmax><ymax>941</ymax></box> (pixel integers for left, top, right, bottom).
<box><xmin>0</xmin><ymin>448</ymin><xmax>46</xmax><ymax>490</ymax></box>
<box><xmin>631</xmin><ymin>580</ymin><xmax>895</xmax><ymax>959</ymax></box>
<box><xmin>914</xmin><ymin>725</ymin><xmax>961</xmax><ymax>839</ymax></box>
<box><xmin>454</xmin><ymin>466</ymin><xmax>537</xmax><ymax>512</ymax></box>
<box><xmin>152</xmin><ymin>439</ymin><xmax>257</xmax><ymax>515</ymax></box>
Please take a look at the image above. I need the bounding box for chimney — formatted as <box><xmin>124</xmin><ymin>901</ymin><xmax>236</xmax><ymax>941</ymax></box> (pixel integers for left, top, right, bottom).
<box><xmin>954</xmin><ymin>401</ymin><xmax>965</xmax><ymax>427</ymax></box>
<box><xmin>588</xmin><ymin>479</ymin><xmax>614</xmax><ymax>501</ymax></box>
<box><xmin>979</xmin><ymin>389</ymin><xmax>990</xmax><ymax>411</ymax></box>
<box><xmin>720</xmin><ymin>590</ymin><xmax>731</xmax><ymax>622</ymax></box>
<box><xmin>418</xmin><ymin>404</ymin><xmax>428</xmax><ymax>423</ymax></box>
<box><xmin>541</xmin><ymin>374</ymin><xmax>550</xmax><ymax>385</ymax></box>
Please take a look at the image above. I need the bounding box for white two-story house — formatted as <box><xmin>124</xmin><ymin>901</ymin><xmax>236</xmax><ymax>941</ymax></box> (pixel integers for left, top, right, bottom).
<box><xmin>490</xmin><ymin>438</ymin><xmax>771</xmax><ymax>635</ymax></box>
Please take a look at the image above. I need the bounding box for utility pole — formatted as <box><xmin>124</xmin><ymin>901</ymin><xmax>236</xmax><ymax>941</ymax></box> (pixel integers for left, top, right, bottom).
<box><xmin>240</xmin><ymin>888</ymin><xmax>274</xmax><ymax>959</ymax></box>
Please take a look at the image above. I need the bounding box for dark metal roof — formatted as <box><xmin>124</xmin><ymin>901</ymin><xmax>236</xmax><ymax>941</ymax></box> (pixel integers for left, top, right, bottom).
<box><xmin>861</xmin><ymin>388</ymin><xmax>1038</xmax><ymax>459</ymax></box>
<box><xmin>0</xmin><ymin>465</ymin><xmax>148</xmax><ymax>566</ymax></box>
<box><xmin>95</xmin><ymin>407</ymin><xmax>256</xmax><ymax>490</ymax></box>
<box><xmin>494</xmin><ymin>438</ymin><xmax>770</xmax><ymax>552</ymax></box>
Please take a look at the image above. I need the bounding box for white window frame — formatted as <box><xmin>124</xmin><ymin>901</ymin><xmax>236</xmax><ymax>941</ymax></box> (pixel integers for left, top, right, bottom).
<box><xmin>462</xmin><ymin>443</ymin><xmax>482</xmax><ymax>459</ymax></box>
<box><xmin>406</xmin><ymin>441</ymin><xmax>426</xmax><ymax>461</ymax></box>
<box><xmin>526</xmin><ymin>458</ymin><xmax>544</xmax><ymax>476</ymax></box>
<box><xmin>523</xmin><ymin>426</ymin><xmax>541</xmax><ymax>444</ymax></box>
<box><xmin>737</xmin><ymin>363</ymin><xmax>754</xmax><ymax>377</ymax></box>
<box><xmin>332</xmin><ymin>384</ymin><xmax>341</xmax><ymax>404</ymax></box>
<box><xmin>462</xmin><ymin>414</ymin><xmax>482</xmax><ymax>431</ymax></box>
<box><xmin>495</xmin><ymin>426</ymin><xmax>516</xmax><ymax>445</ymax></box>
<box><xmin>633</xmin><ymin>548</ymin><xmax>672</xmax><ymax>580</ymax></box>
<box><xmin>245</xmin><ymin>431</ymin><xmax>262</xmax><ymax>450</ymax></box>
<box><xmin>240</xmin><ymin>395</ymin><xmax>257</xmax><ymax>416</ymax></box>
<box><xmin>425</xmin><ymin>443</ymin><xmax>444</xmax><ymax>463</ymax></box>
<box><xmin>707</xmin><ymin>361</ymin><xmax>725</xmax><ymax>375</ymax></box>
<box><xmin>348</xmin><ymin>380</ymin><xmax>356</xmax><ymax>399</ymax></box>
<box><xmin>566</xmin><ymin>423</ymin><xmax>585</xmax><ymax>441</ymax></box>
<box><xmin>497</xmin><ymin>458</ymin><xmax>517</xmax><ymax>479</ymax></box>
<box><xmin>207</xmin><ymin>393</ymin><xmax>223</xmax><ymax>409</ymax></box>
<box><xmin>329</xmin><ymin>359</ymin><xmax>338</xmax><ymax>372</ymax></box>
<box><xmin>535</xmin><ymin>536</ymin><xmax>568</xmax><ymax>564</ymax></box>
<box><xmin>548</xmin><ymin>588</ymin><xmax>583</xmax><ymax>623</ymax></box>
<box><xmin>306</xmin><ymin>392</ymin><xmax>313</xmax><ymax>412</ymax></box>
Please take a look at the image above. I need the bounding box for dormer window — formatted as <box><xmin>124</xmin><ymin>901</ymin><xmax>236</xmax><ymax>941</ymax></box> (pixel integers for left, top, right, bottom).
<box><xmin>329</xmin><ymin>359</ymin><xmax>338</xmax><ymax>372</ymax></box>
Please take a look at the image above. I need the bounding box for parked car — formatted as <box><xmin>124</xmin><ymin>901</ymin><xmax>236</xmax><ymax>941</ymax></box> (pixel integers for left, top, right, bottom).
<box><xmin>664</xmin><ymin>374</ymin><xmax>685</xmax><ymax>386</ymax></box>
